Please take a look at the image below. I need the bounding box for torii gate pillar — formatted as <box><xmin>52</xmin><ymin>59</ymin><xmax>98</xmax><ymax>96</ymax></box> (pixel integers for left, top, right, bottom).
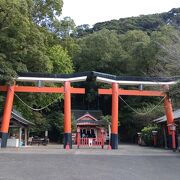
<box><xmin>64</xmin><ymin>81</ymin><xmax>72</xmax><ymax>149</ymax></box>
<box><xmin>111</xmin><ymin>83</ymin><xmax>119</xmax><ymax>149</ymax></box>
<box><xmin>164</xmin><ymin>97</ymin><xmax>176</xmax><ymax>150</ymax></box>
<box><xmin>0</xmin><ymin>84</ymin><xmax>15</xmax><ymax>148</ymax></box>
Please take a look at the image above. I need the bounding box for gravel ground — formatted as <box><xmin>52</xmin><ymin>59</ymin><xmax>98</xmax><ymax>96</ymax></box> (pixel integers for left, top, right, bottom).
<box><xmin>0</xmin><ymin>144</ymin><xmax>179</xmax><ymax>180</ymax></box>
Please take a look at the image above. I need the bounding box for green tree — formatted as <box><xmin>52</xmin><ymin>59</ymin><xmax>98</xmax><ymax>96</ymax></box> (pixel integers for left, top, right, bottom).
<box><xmin>54</xmin><ymin>17</ymin><xmax>76</xmax><ymax>38</ymax></box>
<box><xmin>101</xmin><ymin>115</ymin><xmax>111</xmax><ymax>125</ymax></box>
<box><xmin>29</xmin><ymin>0</ymin><xmax>63</xmax><ymax>26</ymax></box>
<box><xmin>134</xmin><ymin>103</ymin><xmax>164</xmax><ymax>125</ymax></box>
<box><xmin>48</xmin><ymin>45</ymin><xmax>74</xmax><ymax>74</ymax></box>
<box><xmin>151</xmin><ymin>26</ymin><xmax>180</xmax><ymax>76</ymax></box>
<box><xmin>0</xmin><ymin>0</ymin><xmax>30</xmax><ymax>81</ymax></box>
<box><xmin>0</xmin><ymin>0</ymin><xmax>59</xmax><ymax>80</ymax></box>
<box><xmin>0</xmin><ymin>0</ymin><xmax>75</xmax><ymax>139</ymax></box>
<box><xmin>141</xmin><ymin>124</ymin><xmax>159</xmax><ymax>146</ymax></box>
<box><xmin>47</xmin><ymin>111</ymin><xmax>64</xmax><ymax>142</ymax></box>
<box><xmin>74</xmin><ymin>29</ymin><xmax>128</xmax><ymax>75</ymax></box>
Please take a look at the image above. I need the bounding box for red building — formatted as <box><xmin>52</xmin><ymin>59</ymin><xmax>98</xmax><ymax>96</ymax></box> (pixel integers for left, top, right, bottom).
<box><xmin>72</xmin><ymin>110</ymin><xmax>108</xmax><ymax>148</ymax></box>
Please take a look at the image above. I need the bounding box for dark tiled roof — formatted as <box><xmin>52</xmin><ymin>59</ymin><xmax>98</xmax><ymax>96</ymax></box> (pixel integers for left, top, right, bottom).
<box><xmin>0</xmin><ymin>109</ymin><xmax>34</xmax><ymax>126</ymax></box>
<box><xmin>72</xmin><ymin>110</ymin><xmax>103</xmax><ymax>120</ymax></box>
<box><xmin>153</xmin><ymin>109</ymin><xmax>180</xmax><ymax>123</ymax></box>
<box><xmin>72</xmin><ymin>110</ymin><xmax>106</xmax><ymax>126</ymax></box>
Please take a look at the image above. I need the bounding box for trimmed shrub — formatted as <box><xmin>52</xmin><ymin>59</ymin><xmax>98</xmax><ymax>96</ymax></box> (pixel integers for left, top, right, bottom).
<box><xmin>141</xmin><ymin>125</ymin><xmax>159</xmax><ymax>146</ymax></box>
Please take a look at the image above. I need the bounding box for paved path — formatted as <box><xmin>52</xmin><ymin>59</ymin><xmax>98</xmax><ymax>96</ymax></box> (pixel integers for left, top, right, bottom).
<box><xmin>0</xmin><ymin>144</ymin><xmax>179</xmax><ymax>180</ymax></box>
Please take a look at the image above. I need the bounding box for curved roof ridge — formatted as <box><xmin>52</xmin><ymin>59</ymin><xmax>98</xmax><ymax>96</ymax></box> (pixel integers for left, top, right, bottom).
<box><xmin>16</xmin><ymin>71</ymin><xmax>180</xmax><ymax>85</ymax></box>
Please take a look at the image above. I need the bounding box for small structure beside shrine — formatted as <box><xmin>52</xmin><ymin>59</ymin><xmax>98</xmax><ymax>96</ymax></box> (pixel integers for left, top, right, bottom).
<box><xmin>0</xmin><ymin>109</ymin><xmax>34</xmax><ymax>147</ymax></box>
<box><xmin>72</xmin><ymin>110</ymin><xmax>109</xmax><ymax>148</ymax></box>
<box><xmin>153</xmin><ymin>109</ymin><xmax>180</xmax><ymax>149</ymax></box>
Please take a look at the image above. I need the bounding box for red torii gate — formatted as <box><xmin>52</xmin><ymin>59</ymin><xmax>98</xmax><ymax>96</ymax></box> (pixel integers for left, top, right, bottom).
<box><xmin>0</xmin><ymin>71</ymin><xmax>178</xmax><ymax>150</ymax></box>
<box><xmin>97</xmin><ymin>75</ymin><xmax>177</xmax><ymax>150</ymax></box>
<box><xmin>0</xmin><ymin>73</ymin><xmax>87</xmax><ymax>148</ymax></box>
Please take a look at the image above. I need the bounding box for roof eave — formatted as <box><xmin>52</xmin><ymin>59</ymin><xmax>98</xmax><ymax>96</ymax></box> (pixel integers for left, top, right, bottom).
<box><xmin>96</xmin><ymin>77</ymin><xmax>177</xmax><ymax>86</ymax></box>
<box><xmin>16</xmin><ymin>76</ymin><xmax>87</xmax><ymax>83</ymax></box>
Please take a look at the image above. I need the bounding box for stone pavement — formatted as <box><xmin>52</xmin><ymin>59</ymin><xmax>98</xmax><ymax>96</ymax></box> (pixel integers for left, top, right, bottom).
<box><xmin>0</xmin><ymin>144</ymin><xmax>179</xmax><ymax>180</ymax></box>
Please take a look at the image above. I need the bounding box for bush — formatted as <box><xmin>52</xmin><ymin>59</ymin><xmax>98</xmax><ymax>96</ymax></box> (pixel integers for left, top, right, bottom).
<box><xmin>141</xmin><ymin>125</ymin><xmax>159</xmax><ymax>146</ymax></box>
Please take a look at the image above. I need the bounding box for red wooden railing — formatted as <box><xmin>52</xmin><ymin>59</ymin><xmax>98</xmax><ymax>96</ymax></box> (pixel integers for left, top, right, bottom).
<box><xmin>77</xmin><ymin>138</ymin><xmax>104</xmax><ymax>149</ymax></box>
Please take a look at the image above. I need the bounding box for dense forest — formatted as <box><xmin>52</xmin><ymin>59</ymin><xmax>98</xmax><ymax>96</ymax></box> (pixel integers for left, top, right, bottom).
<box><xmin>0</xmin><ymin>0</ymin><xmax>180</xmax><ymax>142</ymax></box>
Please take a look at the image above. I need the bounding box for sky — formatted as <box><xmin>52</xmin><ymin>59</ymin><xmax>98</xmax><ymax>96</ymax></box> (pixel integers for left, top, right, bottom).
<box><xmin>61</xmin><ymin>0</ymin><xmax>180</xmax><ymax>26</ymax></box>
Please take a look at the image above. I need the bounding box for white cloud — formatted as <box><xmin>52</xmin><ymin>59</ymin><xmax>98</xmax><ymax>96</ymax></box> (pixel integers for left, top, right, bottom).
<box><xmin>62</xmin><ymin>0</ymin><xmax>180</xmax><ymax>26</ymax></box>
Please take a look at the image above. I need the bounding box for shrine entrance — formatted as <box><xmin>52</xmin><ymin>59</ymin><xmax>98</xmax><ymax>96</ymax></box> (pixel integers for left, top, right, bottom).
<box><xmin>0</xmin><ymin>71</ymin><xmax>179</xmax><ymax>150</ymax></box>
<box><xmin>75</xmin><ymin>112</ymin><xmax>106</xmax><ymax>149</ymax></box>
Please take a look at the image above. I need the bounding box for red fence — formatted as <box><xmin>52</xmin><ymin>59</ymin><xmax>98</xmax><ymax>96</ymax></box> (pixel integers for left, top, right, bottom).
<box><xmin>77</xmin><ymin>138</ymin><xmax>104</xmax><ymax>149</ymax></box>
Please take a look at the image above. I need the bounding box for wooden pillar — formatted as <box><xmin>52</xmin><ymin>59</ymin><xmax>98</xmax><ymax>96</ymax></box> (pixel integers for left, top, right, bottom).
<box><xmin>19</xmin><ymin>127</ymin><xmax>22</xmax><ymax>147</ymax></box>
<box><xmin>24</xmin><ymin>128</ymin><xmax>28</xmax><ymax>146</ymax></box>
<box><xmin>0</xmin><ymin>84</ymin><xmax>15</xmax><ymax>148</ymax></box>
<box><xmin>153</xmin><ymin>135</ymin><xmax>157</xmax><ymax>146</ymax></box>
<box><xmin>163</xmin><ymin>125</ymin><xmax>168</xmax><ymax>149</ymax></box>
<box><xmin>77</xmin><ymin>127</ymin><xmax>80</xmax><ymax>148</ymax></box>
<box><xmin>108</xmin><ymin>124</ymin><xmax>111</xmax><ymax>142</ymax></box>
<box><xmin>111</xmin><ymin>83</ymin><xmax>119</xmax><ymax>149</ymax></box>
<box><xmin>64</xmin><ymin>81</ymin><xmax>72</xmax><ymax>149</ymax></box>
<box><xmin>101</xmin><ymin>128</ymin><xmax>104</xmax><ymax>149</ymax></box>
<box><xmin>164</xmin><ymin>97</ymin><xmax>176</xmax><ymax>150</ymax></box>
